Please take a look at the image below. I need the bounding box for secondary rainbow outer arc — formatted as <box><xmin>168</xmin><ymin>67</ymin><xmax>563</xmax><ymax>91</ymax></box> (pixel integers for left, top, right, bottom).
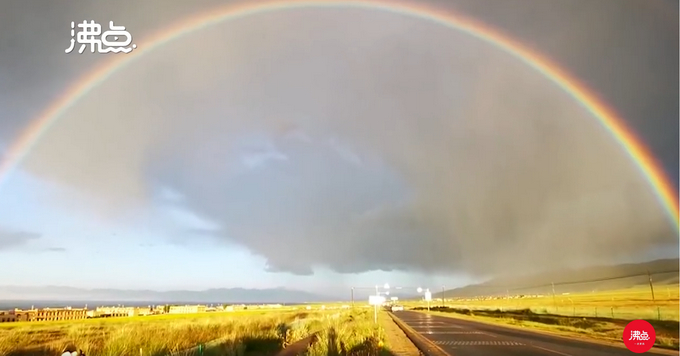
<box><xmin>0</xmin><ymin>0</ymin><xmax>678</xmax><ymax>229</ymax></box>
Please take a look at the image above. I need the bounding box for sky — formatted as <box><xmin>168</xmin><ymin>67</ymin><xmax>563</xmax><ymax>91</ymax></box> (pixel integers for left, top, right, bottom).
<box><xmin>0</xmin><ymin>0</ymin><xmax>677</xmax><ymax>298</ymax></box>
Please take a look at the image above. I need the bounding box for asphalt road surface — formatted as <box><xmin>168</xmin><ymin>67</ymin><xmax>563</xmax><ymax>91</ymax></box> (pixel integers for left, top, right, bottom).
<box><xmin>394</xmin><ymin>311</ymin><xmax>677</xmax><ymax>356</ymax></box>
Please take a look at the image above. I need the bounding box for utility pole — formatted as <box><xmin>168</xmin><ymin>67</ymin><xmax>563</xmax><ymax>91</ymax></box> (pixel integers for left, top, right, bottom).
<box><xmin>647</xmin><ymin>270</ymin><xmax>656</xmax><ymax>303</ymax></box>
<box><xmin>551</xmin><ymin>282</ymin><xmax>557</xmax><ymax>312</ymax></box>
<box><xmin>441</xmin><ymin>285</ymin><xmax>445</xmax><ymax>307</ymax></box>
<box><xmin>351</xmin><ymin>287</ymin><xmax>354</xmax><ymax>308</ymax></box>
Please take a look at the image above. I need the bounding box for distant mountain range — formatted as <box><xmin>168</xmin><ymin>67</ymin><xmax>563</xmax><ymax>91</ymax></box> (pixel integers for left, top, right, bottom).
<box><xmin>436</xmin><ymin>258</ymin><xmax>679</xmax><ymax>298</ymax></box>
<box><xmin>3</xmin><ymin>259</ymin><xmax>677</xmax><ymax>306</ymax></box>
<box><xmin>0</xmin><ymin>286</ymin><xmax>335</xmax><ymax>304</ymax></box>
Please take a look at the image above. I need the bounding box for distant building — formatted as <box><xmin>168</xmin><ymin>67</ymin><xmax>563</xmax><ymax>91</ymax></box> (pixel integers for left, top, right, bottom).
<box><xmin>94</xmin><ymin>306</ymin><xmax>152</xmax><ymax>318</ymax></box>
<box><xmin>8</xmin><ymin>307</ymin><xmax>87</xmax><ymax>322</ymax></box>
<box><xmin>0</xmin><ymin>303</ymin><xmax>214</xmax><ymax>322</ymax></box>
<box><xmin>168</xmin><ymin>305</ymin><xmax>206</xmax><ymax>314</ymax></box>
<box><xmin>0</xmin><ymin>310</ymin><xmax>16</xmax><ymax>322</ymax></box>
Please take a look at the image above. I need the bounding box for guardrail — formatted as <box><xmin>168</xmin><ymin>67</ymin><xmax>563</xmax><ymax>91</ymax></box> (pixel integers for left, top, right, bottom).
<box><xmin>388</xmin><ymin>312</ymin><xmax>450</xmax><ymax>356</ymax></box>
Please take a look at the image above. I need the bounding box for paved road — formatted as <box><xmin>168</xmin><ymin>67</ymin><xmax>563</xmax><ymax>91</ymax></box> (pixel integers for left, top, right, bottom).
<box><xmin>394</xmin><ymin>311</ymin><xmax>677</xmax><ymax>356</ymax></box>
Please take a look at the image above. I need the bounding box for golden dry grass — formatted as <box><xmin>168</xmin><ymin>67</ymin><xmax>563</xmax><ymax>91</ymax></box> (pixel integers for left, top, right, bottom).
<box><xmin>403</xmin><ymin>285</ymin><xmax>680</xmax><ymax>321</ymax></box>
<box><xmin>0</xmin><ymin>310</ymin><xmax>313</xmax><ymax>356</ymax></box>
<box><xmin>304</xmin><ymin>310</ymin><xmax>387</xmax><ymax>356</ymax></box>
<box><xmin>0</xmin><ymin>309</ymin><xmax>395</xmax><ymax>356</ymax></box>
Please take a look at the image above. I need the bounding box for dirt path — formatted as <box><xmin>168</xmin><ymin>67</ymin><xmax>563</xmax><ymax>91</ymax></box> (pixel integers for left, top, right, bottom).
<box><xmin>273</xmin><ymin>333</ymin><xmax>319</xmax><ymax>356</ymax></box>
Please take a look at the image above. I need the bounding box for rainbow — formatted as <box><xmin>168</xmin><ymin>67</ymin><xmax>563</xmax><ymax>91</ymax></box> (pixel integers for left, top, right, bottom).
<box><xmin>1</xmin><ymin>0</ymin><xmax>678</xmax><ymax>228</ymax></box>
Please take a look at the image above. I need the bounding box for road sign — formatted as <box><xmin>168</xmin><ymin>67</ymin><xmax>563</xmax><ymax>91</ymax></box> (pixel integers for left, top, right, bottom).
<box><xmin>424</xmin><ymin>291</ymin><xmax>432</xmax><ymax>301</ymax></box>
<box><xmin>368</xmin><ymin>295</ymin><xmax>386</xmax><ymax>305</ymax></box>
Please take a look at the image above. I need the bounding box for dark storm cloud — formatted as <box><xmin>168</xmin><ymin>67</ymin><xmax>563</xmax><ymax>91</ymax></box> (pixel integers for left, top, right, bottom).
<box><xmin>265</xmin><ymin>263</ymin><xmax>315</xmax><ymax>276</ymax></box>
<box><xmin>1</xmin><ymin>0</ymin><xmax>677</xmax><ymax>278</ymax></box>
<box><xmin>440</xmin><ymin>0</ymin><xmax>680</xmax><ymax>184</ymax></box>
<box><xmin>1</xmin><ymin>0</ymin><xmax>676</xmax><ymax>180</ymax></box>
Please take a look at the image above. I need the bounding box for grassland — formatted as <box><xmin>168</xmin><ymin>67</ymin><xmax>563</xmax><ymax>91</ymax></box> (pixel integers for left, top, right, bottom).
<box><xmin>0</xmin><ymin>310</ymin><xmax>310</xmax><ymax>356</ymax></box>
<box><xmin>0</xmin><ymin>308</ymin><xmax>410</xmax><ymax>356</ymax></box>
<box><xmin>403</xmin><ymin>285</ymin><xmax>680</xmax><ymax>321</ymax></box>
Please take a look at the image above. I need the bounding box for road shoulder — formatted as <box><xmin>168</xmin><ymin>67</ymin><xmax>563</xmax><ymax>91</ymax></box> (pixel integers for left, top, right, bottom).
<box><xmin>379</xmin><ymin>312</ymin><xmax>422</xmax><ymax>356</ymax></box>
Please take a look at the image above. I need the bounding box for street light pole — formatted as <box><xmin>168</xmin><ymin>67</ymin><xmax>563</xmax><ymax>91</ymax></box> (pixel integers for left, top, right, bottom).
<box><xmin>374</xmin><ymin>285</ymin><xmax>379</xmax><ymax>324</ymax></box>
<box><xmin>418</xmin><ymin>287</ymin><xmax>431</xmax><ymax>311</ymax></box>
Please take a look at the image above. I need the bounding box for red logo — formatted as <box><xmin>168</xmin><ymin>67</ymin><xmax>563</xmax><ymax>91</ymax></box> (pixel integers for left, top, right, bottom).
<box><xmin>623</xmin><ymin>319</ymin><xmax>656</xmax><ymax>353</ymax></box>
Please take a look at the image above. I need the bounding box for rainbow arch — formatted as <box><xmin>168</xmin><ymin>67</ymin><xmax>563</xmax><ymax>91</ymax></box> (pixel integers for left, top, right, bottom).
<box><xmin>1</xmin><ymin>0</ymin><xmax>677</xmax><ymax>229</ymax></box>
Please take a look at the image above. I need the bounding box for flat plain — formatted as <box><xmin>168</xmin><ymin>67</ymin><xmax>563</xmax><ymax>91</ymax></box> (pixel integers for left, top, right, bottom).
<box><xmin>0</xmin><ymin>308</ymin><xmax>417</xmax><ymax>356</ymax></box>
<box><xmin>404</xmin><ymin>285</ymin><xmax>680</xmax><ymax>320</ymax></box>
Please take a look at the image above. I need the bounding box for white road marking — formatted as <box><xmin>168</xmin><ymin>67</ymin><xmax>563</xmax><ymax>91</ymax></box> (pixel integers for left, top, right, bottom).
<box><xmin>434</xmin><ymin>340</ymin><xmax>525</xmax><ymax>346</ymax></box>
<box><xmin>412</xmin><ymin>325</ymin><xmax>464</xmax><ymax>329</ymax></box>
<box><xmin>420</xmin><ymin>331</ymin><xmax>485</xmax><ymax>335</ymax></box>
